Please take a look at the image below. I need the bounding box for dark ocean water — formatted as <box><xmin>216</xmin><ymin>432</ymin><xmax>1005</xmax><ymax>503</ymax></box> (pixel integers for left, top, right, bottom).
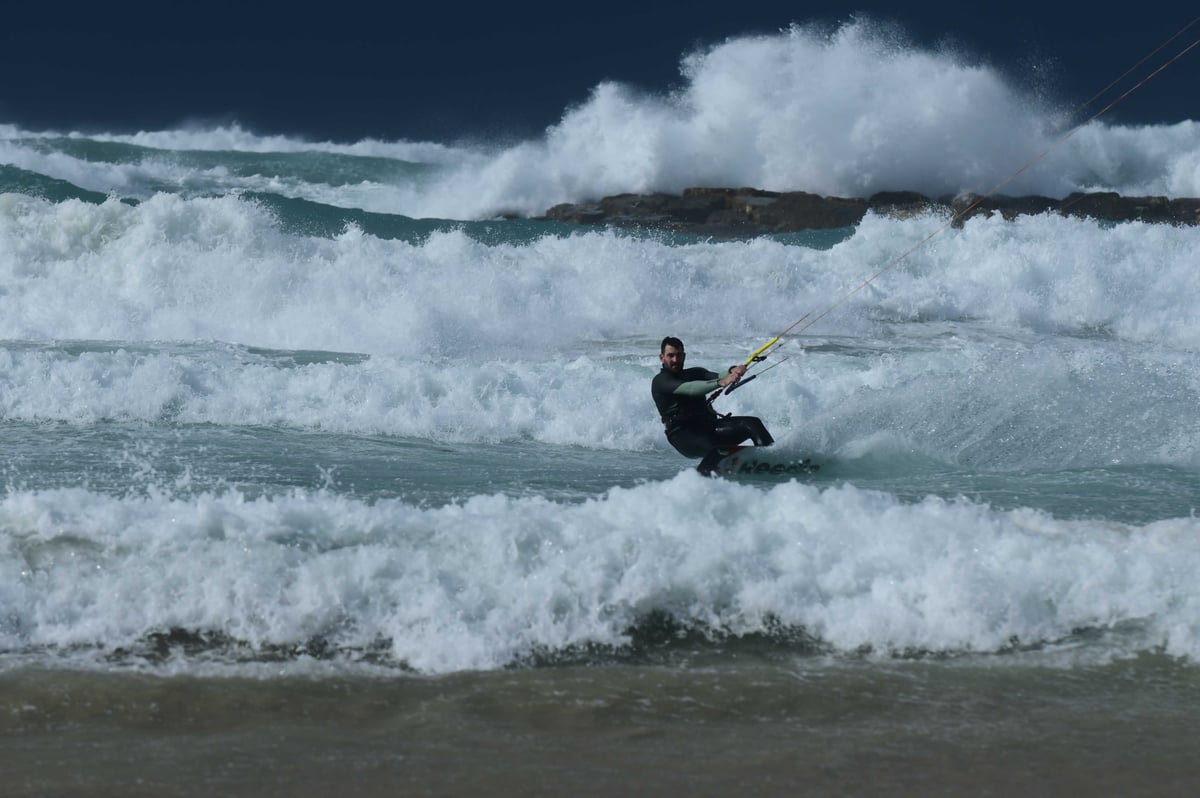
<box><xmin>3</xmin><ymin>3</ymin><xmax>1195</xmax><ymax>139</ymax></box>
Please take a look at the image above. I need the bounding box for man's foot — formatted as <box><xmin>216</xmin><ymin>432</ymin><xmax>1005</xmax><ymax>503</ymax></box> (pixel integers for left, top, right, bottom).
<box><xmin>697</xmin><ymin>450</ymin><xmax>725</xmax><ymax>476</ymax></box>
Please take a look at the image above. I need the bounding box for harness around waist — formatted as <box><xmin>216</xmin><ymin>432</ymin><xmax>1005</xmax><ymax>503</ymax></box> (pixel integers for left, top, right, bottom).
<box><xmin>663</xmin><ymin>409</ymin><xmax>719</xmax><ymax>435</ymax></box>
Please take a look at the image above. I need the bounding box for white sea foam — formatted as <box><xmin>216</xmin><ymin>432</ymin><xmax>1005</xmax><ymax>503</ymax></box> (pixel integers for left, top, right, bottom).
<box><xmin>0</xmin><ymin>121</ymin><xmax>468</xmax><ymax>162</ymax></box>
<box><xmin>2</xmin><ymin>192</ymin><xmax>1199</xmax><ymax>352</ymax></box>
<box><xmin>2</xmin><ymin>477</ymin><xmax>1198</xmax><ymax>674</ymax></box>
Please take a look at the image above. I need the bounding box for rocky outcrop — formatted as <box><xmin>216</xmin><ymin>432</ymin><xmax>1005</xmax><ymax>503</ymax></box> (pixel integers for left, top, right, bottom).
<box><xmin>538</xmin><ymin>188</ymin><xmax>1200</xmax><ymax>236</ymax></box>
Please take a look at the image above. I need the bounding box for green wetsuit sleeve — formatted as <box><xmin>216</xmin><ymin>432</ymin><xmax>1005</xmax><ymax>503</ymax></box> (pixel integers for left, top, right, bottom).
<box><xmin>670</xmin><ymin>369</ymin><xmax>731</xmax><ymax>396</ymax></box>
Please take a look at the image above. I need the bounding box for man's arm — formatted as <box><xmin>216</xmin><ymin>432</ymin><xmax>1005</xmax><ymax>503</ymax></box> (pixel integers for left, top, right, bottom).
<box><xmin>662</xmin><ymin>366</ymin><xmax>743</xmax><ymax>396</ymax></box>
<box><xmin>669</xmin><ymin>374</ymin><xmax>721</xmax><ymax>396</ymax></box>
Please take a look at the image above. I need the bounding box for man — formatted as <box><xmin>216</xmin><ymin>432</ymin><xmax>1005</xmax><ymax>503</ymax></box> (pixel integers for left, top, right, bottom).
<box><xmin>651</xmin><ymin>336</ymin><xmax>774</xmax><ymax>475</ymax></box>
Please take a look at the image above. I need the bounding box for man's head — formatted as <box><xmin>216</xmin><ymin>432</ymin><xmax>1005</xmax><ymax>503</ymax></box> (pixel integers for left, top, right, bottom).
<box><xmin>659</xmin><ymin>336</ymin><xmax>685</xmax><ymax>374</ymax></box>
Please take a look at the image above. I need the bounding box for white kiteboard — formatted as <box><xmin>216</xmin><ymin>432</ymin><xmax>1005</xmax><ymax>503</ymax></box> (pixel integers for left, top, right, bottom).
<box><xmin>707</xmin><ymin>445</ymin><xmax>818</xmax><ymax>478</ymax></box>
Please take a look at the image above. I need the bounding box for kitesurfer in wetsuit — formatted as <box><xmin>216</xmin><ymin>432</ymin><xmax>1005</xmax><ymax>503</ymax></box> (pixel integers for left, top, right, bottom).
<box><xmin>651</xmin><ymin>336</ymin><xmax>774</xmax><ymax>475</ymax></box>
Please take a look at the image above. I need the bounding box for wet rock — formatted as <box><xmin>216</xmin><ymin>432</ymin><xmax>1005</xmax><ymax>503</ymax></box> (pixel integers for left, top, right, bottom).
<box><xmin>538</xmin><ymin>188</ymin><xmax>1200</xmax><ymax>236</ymax></box>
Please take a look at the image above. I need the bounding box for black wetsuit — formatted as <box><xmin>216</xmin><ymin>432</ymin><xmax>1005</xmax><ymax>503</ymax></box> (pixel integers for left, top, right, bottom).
<box><xmin>651</xmin><ymin>365</ymin><xmax>774</xmax><ymax>473</ymax></box>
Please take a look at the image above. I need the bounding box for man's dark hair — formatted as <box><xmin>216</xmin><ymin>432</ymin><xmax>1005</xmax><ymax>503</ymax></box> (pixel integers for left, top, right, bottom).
<box><xmin>660</xmin><ymin>336</ymin><xmax>684</xmax><ymax>353</ymax></box>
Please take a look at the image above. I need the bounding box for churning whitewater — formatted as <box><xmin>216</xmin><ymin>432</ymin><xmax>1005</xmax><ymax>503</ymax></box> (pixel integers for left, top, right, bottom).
<box><xmin>2</xmin><ymin>19</ymin><xmax>1199</xmax><ymax>676</ymax></box>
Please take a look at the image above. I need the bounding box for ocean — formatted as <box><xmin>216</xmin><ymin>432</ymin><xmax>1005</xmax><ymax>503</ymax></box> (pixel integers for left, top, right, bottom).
<box><xmin>3</xmin><ymin>20</ymin><xmax>1200</xmax><ymax>797</ymax></box>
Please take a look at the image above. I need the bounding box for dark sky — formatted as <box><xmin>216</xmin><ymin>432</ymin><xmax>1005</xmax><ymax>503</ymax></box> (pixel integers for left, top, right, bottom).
<box><xmin>2</xmin><ymin>2</ymin><xmax>1195</xmax><ymax>141</ymax></box>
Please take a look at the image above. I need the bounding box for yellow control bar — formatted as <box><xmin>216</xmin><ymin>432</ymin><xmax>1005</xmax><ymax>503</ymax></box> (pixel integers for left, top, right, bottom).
<box><xmin>743</xmin><ymin>336</ymin><xmax>779</xmax><ymax>366</ymax></box>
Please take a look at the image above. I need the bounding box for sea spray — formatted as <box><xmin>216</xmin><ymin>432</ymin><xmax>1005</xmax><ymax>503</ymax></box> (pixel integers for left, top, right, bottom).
<box><xmin>4</xmin><ymin>21</ymin><xmax>1200</xmax><ymax>219</ymax></box>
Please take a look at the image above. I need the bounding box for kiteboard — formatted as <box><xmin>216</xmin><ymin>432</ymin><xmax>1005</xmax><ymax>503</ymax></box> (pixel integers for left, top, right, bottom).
<box><xmin>704</xmin><ymin>445</ymin><xmax>818</xmax><ymax>478</ymax></box>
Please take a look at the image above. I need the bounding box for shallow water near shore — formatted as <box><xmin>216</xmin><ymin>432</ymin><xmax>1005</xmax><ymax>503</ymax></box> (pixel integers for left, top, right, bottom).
<box><xmin>5</xmin><ymin>654</ymin><xmax>1200</xmax><ymax>797</ymax></box>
